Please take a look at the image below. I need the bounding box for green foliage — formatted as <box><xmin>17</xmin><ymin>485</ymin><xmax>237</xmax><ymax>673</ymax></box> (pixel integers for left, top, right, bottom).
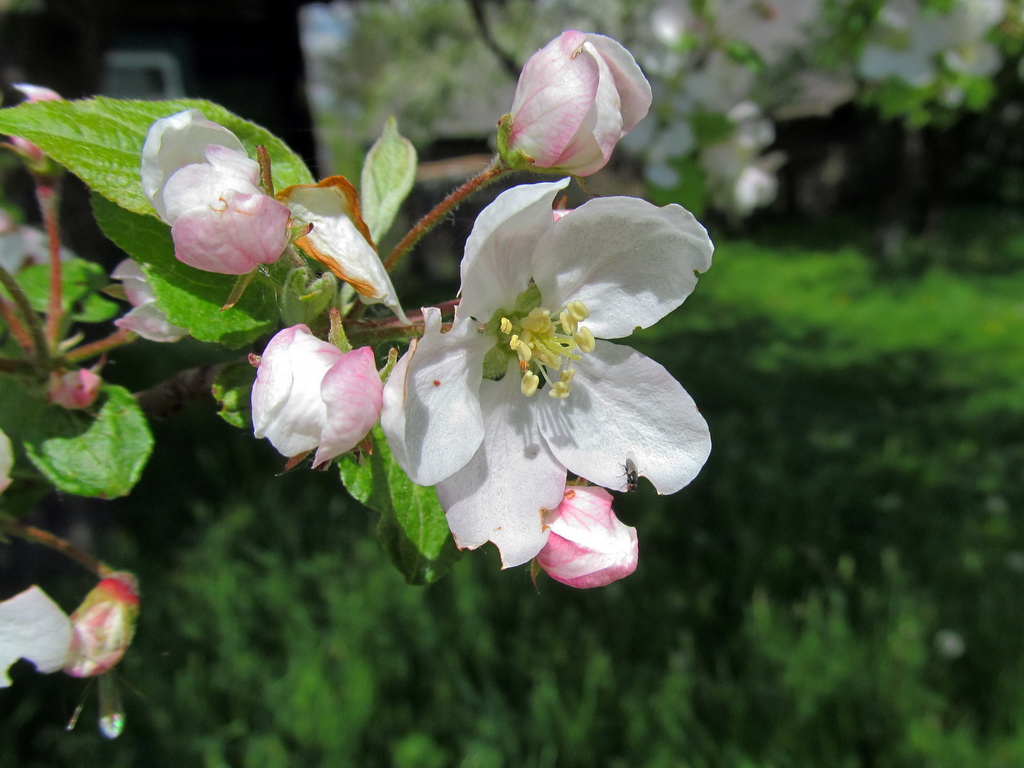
<box><xmin>360</xmin><ymin>117</ymin><xmax>418</xmax><ymax>245</ymax></box>
<box><xmin>0</xmin><ymin>97</ymin><xmax>314</xmax><ymax>216</ymax></box>
<box><xmin>15</xmin><ymin>258</ymin><xmax>118</xmax><ymax>324</ymax></box>
<box><xmin>339</xmin><ymin>426</ymin><xmax>460</xmax><ymax>585</ymax></box>
<box><xmin>8</xmin><ymin>211</ymin><xmax>1024</xmax><ymax>766</ymax></box>
<box><xmin>0</xmin><ymin>378</ymin><xmax>153</xmax><ymax>500</ymax></box>
<box><xmin>91</xmin><ymin>195</ymin><xmax>279</xmax><ymax>348</ymax></box>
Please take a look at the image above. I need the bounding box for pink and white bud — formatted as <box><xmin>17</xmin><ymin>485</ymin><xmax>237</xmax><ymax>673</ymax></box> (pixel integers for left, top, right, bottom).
<box><xmin>63</xmin><ymin>573</ymin><xmax>140</xmax><ymax>679</ymax></box>
<box><xmin>252</xmin><ymin>325</ymin><xmax>383</xmax><ymax>467</ymax></box>
<box><xmin>140</xmin><ymin>110</ymin><xmax>291</xmax><ymax>275</ymax></box>
<box><xmin>0</xmin><ymin>428</ymin><xmax>12</xmax><ymax>496</ymax></box>
<box><xmin>501</xmin><ymin>31</ymin><xmax>652</xmax><ymax>176</ymax></box>
<box><xmin>47</xmin><ymin>368</ymin><xmax>102</xmax><ymax>410</ymax></box>
<box><xmin>111</xmin><ymin>259</ymin><xmax>188</xmax><ymax>342</ymax></box>
<box><xmin>536</xmin><ymin>486</ymin><xmax>638</xmax><ymax>588</ymax></box>
<box><xmin>7</xmin><ymin>84</ymin><xmax>62</xmax><ymax>169</ymax></box>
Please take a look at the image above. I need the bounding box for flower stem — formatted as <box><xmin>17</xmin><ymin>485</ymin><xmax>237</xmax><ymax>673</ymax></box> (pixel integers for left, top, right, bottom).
<box><xmin>0</xmin><ymin>261</ymin><xmax>50</xmax><ymax>370</ymax></box>
<box><xmin>0</xmin><ymin>296</ymin><xmax>35</xmax><ymax>353</ymax></box>
<box><xmin>63</xmin><ymin>328</ymin><xmax>136</xmax><ymax>364</ymax></box>
<box><xmin>383</xmin><ymin>158</ymin><xmax>511</xmax><ymax>273</ymax></box>
<box><xmin>37</xmin><ymin>180</ymin><xmax>64</xmax><ymax>349</ymax></box>
<box><xmin>0</xmin><ymin>516</ymin><xmax>113</xmax><ymax>578</ymax></box>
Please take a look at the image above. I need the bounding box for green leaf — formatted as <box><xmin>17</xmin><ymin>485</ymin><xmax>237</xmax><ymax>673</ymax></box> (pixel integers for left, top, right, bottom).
<box><xmin>339</xmin><ymin>425</ymin><xmax>459</xmax><ymax>585</ymax></box>
<box><xmin>24</xmin><ymin>384</ymin><xmax>153</xmax><ymax>499</ymax></box>
<box><xmin>212</xmin><ymin>362</ymin><xmax>256</xmax><ymax>430</ymax></box>
<box><xmin>92</xmin><ymin>194</ymin><xmax>278</xmax><ymax>348</ymax></box>
<box><xmin>360</xmin><ymin>117</ymin><xmax>417</xmax><ymax>244</ymax></box>
<box><xmin>14</xmin><ymin>258</ymin><xmax>119</xmax><ymax>323</ymax></box>
<box><xmin>0</xmin><ymin>97</ymin><xmax>314</xmax><ymax>216</ymax></box>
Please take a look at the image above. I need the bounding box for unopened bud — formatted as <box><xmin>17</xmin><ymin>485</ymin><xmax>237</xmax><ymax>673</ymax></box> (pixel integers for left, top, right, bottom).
<box><xmin>63</xmin><ymin>573</ymin><xmax>140</xmax><ymax>678</ymax></box>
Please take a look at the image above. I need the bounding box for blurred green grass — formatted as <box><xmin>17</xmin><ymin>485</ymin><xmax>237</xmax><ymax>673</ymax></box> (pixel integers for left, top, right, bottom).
<box><xmin>4</xmin><ymin>208</ymin><xmax>1024</xmax><ymax>768</ymax></box>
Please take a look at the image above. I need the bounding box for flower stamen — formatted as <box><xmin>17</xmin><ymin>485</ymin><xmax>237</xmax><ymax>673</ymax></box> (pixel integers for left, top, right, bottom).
<box><xmin>499</xmin><ymin>299</ymin><xmax>594</xmax><ymax>399</ymax></box>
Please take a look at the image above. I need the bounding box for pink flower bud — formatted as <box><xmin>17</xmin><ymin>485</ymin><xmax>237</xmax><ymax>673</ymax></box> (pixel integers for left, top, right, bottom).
<box><xmin>47</xmin><ymin>368</ymin><xmax>102</xmax><ymax>410</ymax></box>
<box><xmin>536</xmin><ymin>486</ymin><xmax>638</xmax><ymax>588</ymax></box>
<box><xmin>111</xmin><ymin>259</ymin><xmax>188</xmax><ymax>342</ymax></box>
<box><xmin>63</xmin><ymin>573</ymin><xmax>140</xmax><ymax>678</ymax></box>
<box><xmin>251</xmin><ymin>325</ymin><xmax>383</xmax><ymax>467</ymax></box>
<box><xmin>7</xmin><ymin>84</ymin><xmax>62</xmax><ymax>169</ymax></box>
<box><xmin>501</xmin><ymin>31</ymin><xmax>652</xmax><ymax>176</ymax></box>
<box><xmin>140</xmin><ymin>110</ymin><xmax>291</xmax><ymax>275</ymax></box>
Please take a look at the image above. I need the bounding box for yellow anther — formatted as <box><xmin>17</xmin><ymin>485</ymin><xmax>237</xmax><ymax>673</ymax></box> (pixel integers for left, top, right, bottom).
<box><xmin>521</xmin><ymin>371</ymin><xmax>540</xmax><ymax>397</ymax></box>
<box><xmin>549</xmin><ymin>380</ymin><xmax>572</xmax><ymax>399</ymax></box>
<box><xmin>559</xmin><ymin>308</ymin><xmax>578</xmax><ymax>335</ymax></box>
<box><xmin>517</xmin><ymin>342</ymin><xmax>532</xmax><ymax>363</ymax></box>
<box><xmin>574</xmin><ymin>327</ymin><xmax>595</xmax><ymax>354</ymax></box>
<box><xmin>521</xmin><ymin>308</ymin><xmax>553</xmax><ymax>334</ymax></box>
<box><xmin>566</xmin><ymin>300</ymin><xmax>590</xmax><ymax>322</ymax></box>
<box><xmin>559</xmin><ymin>368</ymin><xmax>575</xmax><ymax>384</ymax></box>
<box><xmin>500</xmin><ymin>317</ymin><xmax>513</xmax><ymax>334</ymax></box>
<box><xmin>509</xmin><ymin>334</ymin><xmax>520</xmax><ymax>351</ymax></box>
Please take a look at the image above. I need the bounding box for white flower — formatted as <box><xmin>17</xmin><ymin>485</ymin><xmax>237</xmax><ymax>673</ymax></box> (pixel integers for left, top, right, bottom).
<box><xmin>252</xmin><ymin>325</ymin><xmax>383</xmax><ymax>467</ymax></box>
<box><xmin>111</xmin><ymin>259</ymin><xmax>188</xmax><ymax>342</ymax></box>
<box><xmin>382</xmin><ymin>179</ymin><xmax>712</xmax><ymax>567</ymax></box>
<box><xmin>141</xmin><ymin>109</ymin><xmax>292</xmax><ymax>275</ymax></box>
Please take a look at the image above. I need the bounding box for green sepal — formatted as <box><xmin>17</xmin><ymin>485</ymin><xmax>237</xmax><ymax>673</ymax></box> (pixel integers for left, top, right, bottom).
<box><xmin>495</xmin><ymin>113</ymin><xmax>537</xmax><ymax>172</ymax></box>
<box><xmin>212</xmin><ymin>362</ymin><xmax>256</xmax><ymax>431</ymax></box>
<box><xmin>339</xmin><ymin>425</ymin><xmax>460</xmax><ymax>585</ymax></box>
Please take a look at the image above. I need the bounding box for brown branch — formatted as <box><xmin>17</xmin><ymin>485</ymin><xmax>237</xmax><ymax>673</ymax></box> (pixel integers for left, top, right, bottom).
<box><xmin>133</xmin><ymin>363</ymin><xmax>224</xmax><ymax>420</ymax></box>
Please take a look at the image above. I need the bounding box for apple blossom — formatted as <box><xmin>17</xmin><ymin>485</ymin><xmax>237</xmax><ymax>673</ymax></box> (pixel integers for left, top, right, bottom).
<box><xmin>141</xmin><ymin>109</ymin><xmax>292</xmax><ymax>274</ymax></box>
<box><xmin>63</xmin><ymin>572</ymin><xmax>140</xmax><ymax>679</ymax></box>
<box><xmin>499</xmin><ymin>31</ymin><xmax>653</xmax><ymax>176</ymax></box>
<box><xmin>47</xmin><ymin>368</ymin><xmax>102</xmax><ymax>410</ymax></box>
<box><xmin>0</xmin><ymin>586</ymin><xmax>73</xmax><ymax>687</ymax></box>
<box><xmin>382</xmin><ymin>179</ymin><xmax>712</xmax><ymax>567</ymax></box>
<box><xmin>252</xmin><ymin>324</ymin><xmax>383</xmax><ymax>467</ymax></box>
<box><xmin>536</xmin><ymin>486</ymin><xmax>638</xmax><ymax>588</ymax></box>
<box><xmin>111</xmin><ymin>259</ymin><xmax>188</xmax><ymax>342</ymax></box>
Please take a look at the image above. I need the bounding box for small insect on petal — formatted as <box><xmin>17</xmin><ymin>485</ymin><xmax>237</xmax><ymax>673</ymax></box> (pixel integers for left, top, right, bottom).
<box><xmin>622</xmin><ymin>454</ymin><xmax>639</xmax><ymax>493</ymax></box>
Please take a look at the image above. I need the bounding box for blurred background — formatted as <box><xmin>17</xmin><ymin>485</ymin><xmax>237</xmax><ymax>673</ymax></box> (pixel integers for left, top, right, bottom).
<box><xmin>2</xmin><ymin>0</ymin><xmax>1024</xmax><ymax>766</ymax></box>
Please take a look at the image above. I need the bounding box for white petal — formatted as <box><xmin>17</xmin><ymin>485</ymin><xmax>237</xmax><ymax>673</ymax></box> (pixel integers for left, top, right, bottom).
<box><xmin>111</xmin><ymin>259</ymin><xmax>155</xmax><ymax>306</ymax></box>
<box><xmin>456</xmin><ymin>179</ymin><xmax>571</xmax><ymax>322</ymax></box>
<box><xmin>532</xmin><ymin>196</ymin><xmax>713</xmax><ymax>339</ymax></box>
<box><xmin>140</xmin><ymin>109</ymin><xmax>246</xmax><ymax>220</ymax></box>
<box><xmin>0</xmin><ymin>586</ymin><xmax>72</xmax><ymax>686</ymax></box>
<box><xmin>583</xmin><ymin>33</ymin><xmax>653</xmax><ymax>135</ymax></box>
<box><xmin>436</xmin><ymin>368</ymin><xmax>566</xmax><ymax>568</ymax></box>
<box><xmin>114</xmin><ymin>303</ymin><xmax>188</xmax><ymax>343</ymax></box>
<box><xmin>252</xmin><ymin>325</ymin><xmax>341</xmax><ymax>458</ymax></box>
<box><xmin>314</xmin><ymin>347</ymin><xmax>383</xmax><ymax>466</ymax></box>
<box><xmin>281</xmin><ymin>179</ymin><xmax>408</xmax><ymax>323</ymax></box>
<box><xmin>539</xmin><ymin>341</ymin><xmax>710</xmax><ymax>495</ymax></box>
<box><xmin>380</xmin><ymin>308</ymin><xmax>490</xmax><ymax>486</ymax></box>
<box><xmin>160</xmin><ymin>144</ymin><xmax>261</xmax><ymax>223</ymax></box>
<box><xmin>0</xmin><ymin>428</ymin><xmax>11</xmax><ymax>495</ymax></box>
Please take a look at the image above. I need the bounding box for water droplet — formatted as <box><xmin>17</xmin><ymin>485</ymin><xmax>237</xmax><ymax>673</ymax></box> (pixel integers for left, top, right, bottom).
<box><xmin>98</xmin><ymin>674</ymin><xmax>125</xmax><ymax>739</ymax></box>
